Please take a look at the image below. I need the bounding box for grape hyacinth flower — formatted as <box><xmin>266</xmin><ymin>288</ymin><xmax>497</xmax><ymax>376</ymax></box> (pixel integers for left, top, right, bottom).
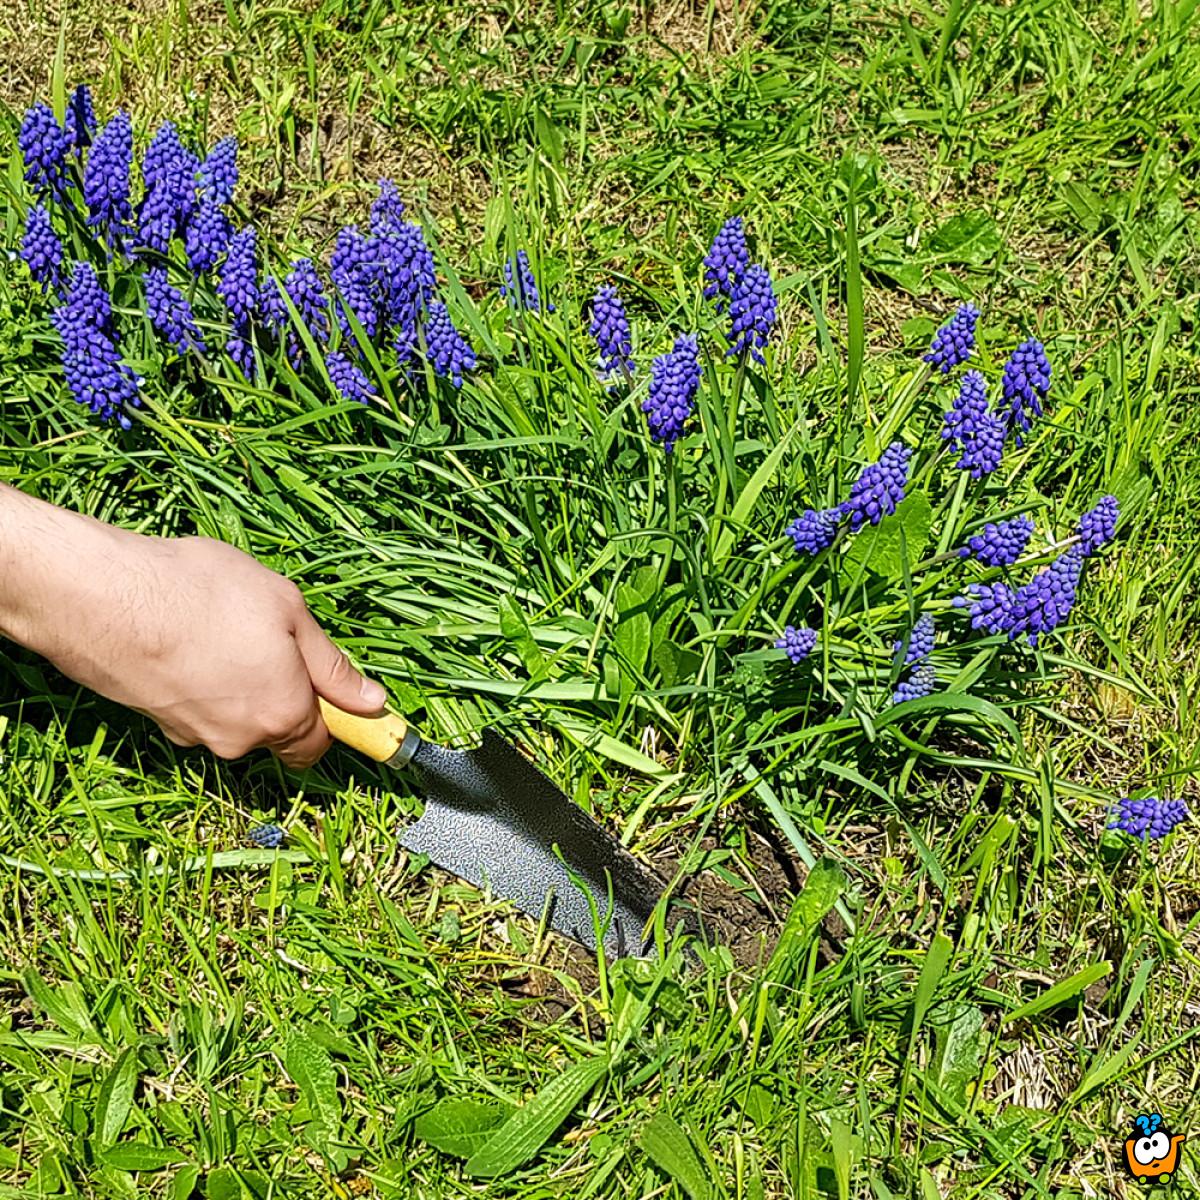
<box><xmin>83</xmin><ymin>110</ymin><xmax>133</xmax><ymax>248</ymax></box>
<box><xmin>840</xmin><ymin>442</ymin><xmax>912</xmax><ymax>531</ymax></box>
<box><xmin>1078</xmin><ymin>495</ymin><xmax>1118</xmax><ymax>556</ymax></box>
<box><xmin>726</xmin><ymin>263</ymin><xmax>777</xmax><ymax>364</ymax></box>
<box><xmin>958</xmin><ymin>514</ymin><xmax>1035</xmax><ymax>567</ymax></box>
<box><xmin>247</xmin><ymin>823</ymin><xmax>286</xmax><ymax>849</ymax></box>
<box><xmin>590</xmin><ymin>285</ymin><xmax>634</xmax><ymax>381</ymax></box>
<box><xmin>257</xmin><ymin>276</ymin><xmax>288</xmax><ymax>331</ymax></box>
<box><xmin>198</xmin><ymin>136</ymin><xmax>238</xmax><ymax>205</ymax></box>
<box><xmin>184</xmin><ymin>198</ymin><xmax>232</xmax><ymax>273</ymax></box>
<box><xmin>281</xmin><ymin>258</ymin><xmax>330</xmax><ymax>365</ymax></box>
<box><xmin>424</xmin><ymin>301</ymin><xmax>476</xmax><ymax>387</ymax></box>
<box><xmin>703</xmin><ymin>216</ymin><xmax>749</xmax><ymax>313</ymax></box>
<box><xmin>217</xmin><ymin>227</ymin><xmax>259</xmax><ymax>326</ymax></box>
<box><xmin>225</xmin><ymin>332</ymin><xmax>256</xmax><ymax>380</ymax></box>
<box><xmin>370</xmin><ymin>179</ymin><xmax>405</xmax><ymax>233</ymax></box>
<box><xmin>331</xmin><ymin>225</ymin><xmax>380</xmax><ymax>341</ymax></box>
<box><xmin>1000</xmin><ymin>339</ymin><xmax>1051</xmax><ymax>442</ymax></box>
<box><xmin>326</xmin><ymin>350</ymin><xmax>376</xmax><ymax>405</ymax></box>
<box><xmin>941</xmin><ymin>370</ymin><xmax>1006</xmax><ymax>478</ymax></box>
<box><xmin>18</xmin><ymin>102</ymin><xmax>71</xmax><ymax>199</ymax></box>
<box><xmin>144</xmin><ymin>267</ymin><xmax>205</xmax><ymax>355</ymax></box>
<box><xmin>64</xmin><ymin>84</ymin><xmax>97</xmax><ymax>151</ymax></box>
<box><xmin>501</xmin><ymin>249</ymin><xmax>553</xmax><ymax>313</ymax></box>
<box><xmin>775</xmin><ymin>624</ymin><xmax>817</xmax><ymax>664</ymax></box>
<box><xmin>924</xmin><ymin>304</ymin><xmax>980</xmax><ymax>373</ymax></box>
<box><xmin>894</xmin><ymin>614</ymin><xmax>934</xmax><ymax>665</ymax></box>
<box><xmin>954</xmin><ymin>579</ymin><xmax>1016</xmax><ymax>637</ymax></box>
<box><xmin>643</xmin><ymin>333</ymin><xmax>702</xmax><ymax>452</ymax></box>
<box><xmin>376</xmin><ymin>221</ymin><xmax>437</xmax><ymax>357</ymax></box>
<box><xmin>21</xmin><ymin>206</ymin><xmax>64</xmax><ymax>294</ymax></box>
<box><xmin>139</xmin><ymin>122</ymin><xmax>199</xmax><ymax>253</ymax></box>
<box><xmin>1107</xmin><ymin>796</ymin><xmax>1188</xmax><ymax>842</ymax></box>
<box><xmin>51</xmin><ymin>263</ymin><xmax>141</xmax><ymax>428</ymax></box>
<box><xmin>893</xmin><ymin>661</ymin><xmax>937</xmax><ymax>705</ymax></box>
<box><xmin>786</xmin><ymin>507</ymin><xmax>842</xmax><ymax>556</ymax></box>
<box><xmin>1006</xmin><ymin>546</ymin><xmax>1084</xmax><ymax>646</ymax></box>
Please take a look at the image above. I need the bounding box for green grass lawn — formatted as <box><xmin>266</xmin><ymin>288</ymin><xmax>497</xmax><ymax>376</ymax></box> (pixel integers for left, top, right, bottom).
<box><xmin>2</xmin><ymin>1</ymin><xmax>1200</xmax><ymax>1197</ymax></box>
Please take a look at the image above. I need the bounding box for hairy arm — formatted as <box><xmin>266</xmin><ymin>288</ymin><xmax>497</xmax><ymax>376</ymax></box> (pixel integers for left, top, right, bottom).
<box><xmin>0</xmin><ymin>482</ymin><xmax>385</xmax><ymax>767</ymax></box>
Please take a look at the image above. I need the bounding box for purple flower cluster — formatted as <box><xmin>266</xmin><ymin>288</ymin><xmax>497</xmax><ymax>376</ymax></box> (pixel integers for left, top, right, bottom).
<box><xmin>247</xmin><ymin>822</ymin><xmax>286</xmax><ymax>849</ymax></box>
<box><xmin>703</xmin><ymin>216</ymin><xmax>748</xmax><ymax>313</ymax></box>
<box><xmin>840</xmin><ymin>443</ymin><xmax>912</xmax><ymax>531</ymax></box>
<box><xmin>19</xmin><ymin>102</ymin><xmax>72</xmax><ymax>199</ymax></box>
<box><xmin>955</xmin><ymin>545</ymin><xmax>1085</xmax><ymax>646</ymax></box>
<box><xmin>894</xmin><ymin>613</ymin><xmax>934</xmax><ymax>665</ymax></box>
<box><xmin>330</xmin><ymin>226</ymin><xmax>380</xmax><ymax>341</ymax></box>
<box><xmin>502</xmin><ymin>249</ymin><xmax>553</xmax><ymax>313</ymax></box>
<box><xmin>924</xmin><ymin>304</ymin><xmax>979</xmax><ymax>372</ymax></box>
<box><xmin>65</xmin><ymin>85</ymin><xmax>97</xmax><ymax>151</ymax></box>
<box><xmin>590</xmin><ymin>285</ymin><xmax>634</xmax><ymax>381</ymax></box>
<box><xmin>1000</xmin><ymin>338</ymin><xmax>1051</xmax><ymax>442</ymax></box>
<box><xmin>144</xmin><ymin>267</ymin><xmax>205</xmax><ymax>355</ymax></box>
<box><xmin>217</xmin><ymin>227</ymin><xmax>259</xmax><ymax>378</ymax></box>
<box><xmin>280</xmin><ymin>258</ymin><xmax>330</xmax><ymax>366</ymax></box>
<box><xmin>424</xmin><ymin>301</ymin><xmax>476</xmax><ymax>387</ymax></box>
<box><xmin>82</xmin><ymin>110</ymin><xmax>133</xmax><ymax>248</ymax></box>
<box><xmin>326</xmin><ymin>350</ymin><xmax>377</xmax><ymax>405</ymax></box>
<box><xmin>1107</xmin><ymin>797</ymin><xmax>1188</xmax><ymax>842</ymax></box>
<box><xmin>138</xmin><ymin>121</ymin><xmax>200</xmax><ymax>254</ymax></box>
<box><xmin>199</xmin><ymin>137</ymin><xmax>238</xmax><ymax>205</ymax></box>
<box><xmin>184</xmin><ymin>198</ymin><xmax>232</xmax><ymax>273</ymax></box>
<box><xmin>376</xmin><ymin>220</ymin><xmax>437</xmax><ymax>357</ymax></box>
<box><xmin>1078</xmin><ymin>495</ymin><xmax>1118</xmax><ymax>556</ymax></box>
<box><xmin>50</xmin><ymin>263</ymin><xmax>141</xmax><ymax>429</ymax></box>
<box><xmin>21</xmin><ymin>206</ymin><xmax>64</xmax><ymax>294</ymax></box>
<box><xmin>370</xmin><ymin>178</ymin><xmax>405</xmax><ymax>231</ymax></box>
<box><xmin>941</xmin><ymin>370</ymin><xmax>1005</xmax><ymax>478</ymax></box>
<box><xmin>959</xmin><ymin>514</ymin><xmax>1035</xmax><ymax>567</ymax></box>
<box><xmin>787</xmin><ymin>507</ymin><xmax>841</xmax><ymax>556</ymax></box>
<box><xmin>776</xmin><ymin>624</ymin><xmax>817</xmax><ymax>664</ymax></box>
<box><xmin>644</xmin><ymin>334</ymin><xmax>702</xmax><ymax>452</ymax></box>
<box><xmin>892</xmin><ymin>660</ymin><xmax>936</xmax><ymax>705</ymax></box>
<box><xmin>727</xmin><ymin>263</ymin><xmax>777</xmax><ymax>364</ymax></box>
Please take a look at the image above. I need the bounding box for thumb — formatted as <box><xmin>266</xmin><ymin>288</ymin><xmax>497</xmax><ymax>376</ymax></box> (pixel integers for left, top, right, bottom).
<box><xmin>293</xmin><ymin>609</ymin><xmax>388</xmax><ymax>714</ymax></box>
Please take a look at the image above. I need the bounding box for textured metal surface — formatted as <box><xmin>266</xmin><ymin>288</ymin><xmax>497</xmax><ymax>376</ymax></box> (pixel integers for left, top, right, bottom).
<box><xmin>400</xmin><ymin>731</ymin><xmax>664</xmax><ymax>958</ymax></box>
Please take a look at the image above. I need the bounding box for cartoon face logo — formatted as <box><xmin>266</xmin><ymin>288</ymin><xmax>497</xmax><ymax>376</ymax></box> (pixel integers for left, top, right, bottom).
<box><xmin>1125</xmin><ymin>1113</ymin><xmax>1186</xmax><ymax>1183</ymax></box>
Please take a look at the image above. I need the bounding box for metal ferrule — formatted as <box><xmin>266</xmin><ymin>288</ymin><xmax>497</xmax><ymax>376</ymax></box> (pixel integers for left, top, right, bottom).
<box><xmin>385</xmin><ymin>728</ymin><xmax>422</xmax><ymax>770</ymax></box>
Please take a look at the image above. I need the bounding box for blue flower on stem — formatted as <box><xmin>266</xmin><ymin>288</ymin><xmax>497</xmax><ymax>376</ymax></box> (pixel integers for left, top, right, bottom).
<box><xmin>894</xmin><ymin>613</ymin><xmax>934</xmax><ymax>665</ymax></box>
<box><xmin>501</xmin><ymin>249</ymin><xmax>553</xmax><ymax>313</ymax></box>
<box><xmin>331</xmin><ymin>225</ymin><xmax>380</xmax><ymax>341</ymax></box>
<box><xmin>326</xmin><ymin>350</ymin><xmax>377</xmax><ymax>405</ymax></box>
<box><xmin>21</xmin><ymin>206</ymin><xmax>64</xmax><ymax>294</ymax></box>
<box><xmin>703</xmin><ymin>216</ymin><xmax>748</xmax><ymax>313</ymax></box>
<box><xmin>893</xmin><ymin>661</ymin><xmax>937</xmax><ymax>705</ymax></box>
<box><xmin>184</xmin><ymin>198</ymin><xmax>232</xmax><ymax>273</ymax></box>
<box><xmin>281</xmin><ymin>258</ymin><xmax>330</xmax><ymax>365</ymax></box>
<box><xmin>19</xmin><ymin>102</ymin><xmax>72</xmax><ymax>199</ymax></box>
<box><xmin>590</xmin><ymin>284</ymin><xmax>634</xmax><ymax>381</ymax></box>
<box><xmin>775</xmin><ymin>624</ymin><xmax>817</xmax><ymax>664</ymax></box>
<box><xmin>956</xmin><ymin>545</ymin><xmax>1085</xmax><ymax>646</ymax></box>
<box><xmin>376</xmin><ymin>221</ymin><xmax>437</xmax><ymax>358</ymax></box>
<box><xmin>83</xmin><ymin>111</ymin><xmax>134</xmax><ymax>249</ymax></box>
<box><xmin>138</xmin><ymin>121</ymin><xmax>199</xmax><ymax>253</ymax></box>
<box><xmin>64</xmin><ymin>85</ymin><xmax>97</xmax><ymax>151</ymax></box>
<box><xmin>51</xmin><ymin>262</ymin><xmax>142</xmax><ymax>429</ymax></box>
<box><xmin>247</xmin><ymin>823</ymin><xmax>286</xmax><ymax>849</ymax></box>
<box><xmin>924</xmin><ymin>304</ymin><xmax>979</xmax><ymax>372</ymax></box>
<box><xmin>726</xmin><ymin>263</ymin><xmax>777</xmax><ymax>364</ymax></box>
<box><xmin>840</xmin><ymin>443</ymin><xmax>911</xmax><ymax>531</ymax></box>
<box><xmin>1000</xmin><ymin>339</ymin><xmax>1051</xmax><ymax>443</ymax></box>
<box><xmin>786</xmin><ymin>507</ymin><xmax>842</xmax><ymax>555</ymax></box>
<box><xmin>941</xmin><ymin>370</ymin><xmax>1005</xmax><ymax>478</ymax></box>
<box><xmin>1107</xmin><ymin>796</ymin><xmax>1188</xmax><ymax>841</ymax></box>
<box><xmin>370</xmin><ymin>179</ymin><xmax>406</xmax><ymax>233</ymax></box>
<box><xmin>958</xmin><ymin>514</ymin><xmax>1035</xmax><ymax>567</ymax></box>
<box><xmin>643</xmin><ymin>333</ymin><xmax>702</xmax><ymax>452</ymax></box>
<box><xmin>424</xmin><ymin>301</ymin><xmax>476</xmax><ymax>387</ymax></box>
<box><xmin>144</xmin><ymin>267</ymin><xmax>205</xmax><ymax>355</ymax></box>
<box><xmin>1078</xmin><ymin>495</ymin><xmax>1118</xmax><ymax>556</ymax></box>
<box><xmin>198</xmin><ymin>136</ymin><xmax>238</xmax><ymax>205</ymax></box>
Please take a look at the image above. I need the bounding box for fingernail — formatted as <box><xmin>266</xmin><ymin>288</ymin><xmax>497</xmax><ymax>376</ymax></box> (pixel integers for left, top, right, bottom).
<box><xmin>359</xmin><ymin>677</ymin><xmax>387</xmax><ymax>709</ymax></box>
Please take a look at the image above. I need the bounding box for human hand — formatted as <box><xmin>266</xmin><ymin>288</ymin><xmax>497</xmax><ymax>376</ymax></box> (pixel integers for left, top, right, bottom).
<box><xmin>0</xmin><ymin>485</ymin><xmax>385</xmax><ymax>768</ymax></box>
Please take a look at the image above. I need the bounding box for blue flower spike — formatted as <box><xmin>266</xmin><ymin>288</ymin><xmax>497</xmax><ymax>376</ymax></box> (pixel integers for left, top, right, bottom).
<box><xmin>1108</xmin><ymin>797</ymin><xmax>1188</xmax><ymax>842</ymax></box>
<box><xmin>776</xmin><ymin>624</ymin><xmax>817</xmax><ymax>665</ymax></box>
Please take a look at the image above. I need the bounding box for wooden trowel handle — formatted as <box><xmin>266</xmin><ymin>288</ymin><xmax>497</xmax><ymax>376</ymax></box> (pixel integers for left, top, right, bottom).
<box><xmin>317</xmin><ymin>697</ymin><xmax>413</xmax><ymax>764</ymax></box>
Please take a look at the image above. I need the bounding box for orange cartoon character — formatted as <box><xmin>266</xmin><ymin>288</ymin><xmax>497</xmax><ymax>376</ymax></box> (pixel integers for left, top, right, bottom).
<box><xmin>1125</xmin><ymin>1113</ymin><xmax>1185</xmax><ymax>1184</ymax></box>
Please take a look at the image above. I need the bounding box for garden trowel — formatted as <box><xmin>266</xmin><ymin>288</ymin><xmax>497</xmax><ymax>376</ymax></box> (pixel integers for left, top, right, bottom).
<box><xmin>318</xmin><ymin>699</ymin><xmax>666</xmax><ymax>958</ymax></box>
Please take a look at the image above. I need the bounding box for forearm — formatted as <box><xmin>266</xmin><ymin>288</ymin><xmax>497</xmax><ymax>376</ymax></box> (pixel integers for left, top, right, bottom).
<box><xmin>0</xmin><ymin>482</ymin><xmax>140</xmax><ymax>662</ymax></box>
